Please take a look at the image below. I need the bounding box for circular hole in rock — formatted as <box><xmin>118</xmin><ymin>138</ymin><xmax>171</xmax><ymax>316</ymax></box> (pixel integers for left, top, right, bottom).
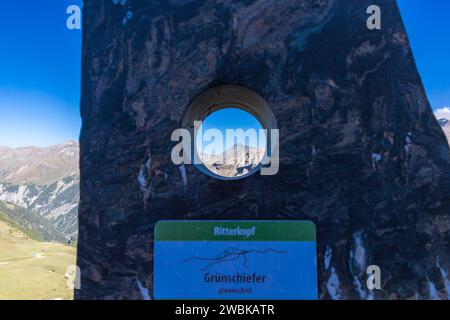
<box><xmin>195</xmin><ymin>107</ymin><xmax>266</xmax><ymax>179</ymax></box>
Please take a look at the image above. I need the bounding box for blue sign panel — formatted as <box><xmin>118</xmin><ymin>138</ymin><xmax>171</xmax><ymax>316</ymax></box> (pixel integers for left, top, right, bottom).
<box><xmin>154</xmin><ymin>221</ymin><xmax>317</xmax><ymax>300</ymax></box>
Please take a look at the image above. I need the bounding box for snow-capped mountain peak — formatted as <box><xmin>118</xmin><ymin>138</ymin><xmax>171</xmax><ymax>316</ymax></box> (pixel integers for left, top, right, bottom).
<box><xmin>434</xmin><ymin>108</ymin><xmax>450</xmax><ymax>143</ymax></box>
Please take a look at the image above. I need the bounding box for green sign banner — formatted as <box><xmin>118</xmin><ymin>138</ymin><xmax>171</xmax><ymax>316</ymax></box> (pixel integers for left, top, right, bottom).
<box><xmin>155</xmin><ymin>220</ymin><xmax>316</xmax><ymax>242</ymax></box>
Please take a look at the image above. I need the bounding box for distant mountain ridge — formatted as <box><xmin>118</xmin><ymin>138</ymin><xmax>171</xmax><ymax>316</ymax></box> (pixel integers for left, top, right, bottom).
<box><xmin>0</xmin><ymin>141</ymin><xmax>78</xmax><ymax>185</ymax></box>
<box><xmin>200</xmin><ymin>144</ymin><xmax>265</xmax><ymax>177</ymax></box>
<box><xmin>0</xmin><ymin>142</ymin><xmax>79</xmax><ymax>241</ymax></box>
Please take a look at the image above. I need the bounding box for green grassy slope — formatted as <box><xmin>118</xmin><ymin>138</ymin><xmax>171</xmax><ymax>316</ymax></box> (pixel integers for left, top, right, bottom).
<box><xmin>0</xmin><ymin>217</ymin><xmax>76</xmax><ymax>300</ymax></box>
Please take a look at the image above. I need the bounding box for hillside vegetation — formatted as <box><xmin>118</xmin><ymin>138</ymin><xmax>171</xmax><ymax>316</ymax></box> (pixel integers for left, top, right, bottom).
<box><xmin>0</xmin><ymin>217</ymin><xmax>76</xmax><ymax>300</ymax></box>
<box><xmin>0</xmin><ymin>200</ymin><xmax>67</xmax><ymax>243</ymax></box>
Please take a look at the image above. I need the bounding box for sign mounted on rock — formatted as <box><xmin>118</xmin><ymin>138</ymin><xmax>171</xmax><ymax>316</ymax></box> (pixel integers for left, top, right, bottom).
<box><xmin>154</xmin><ymin>221</ymin><xmax>318</xmax><ymax>300</ymax></box>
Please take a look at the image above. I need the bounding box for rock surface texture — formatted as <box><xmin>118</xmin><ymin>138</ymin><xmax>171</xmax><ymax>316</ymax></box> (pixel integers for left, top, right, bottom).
<box><xmin>77</xmin><ymin>0</ymin><xmax>450</xmax><ymax>299</ymax></box>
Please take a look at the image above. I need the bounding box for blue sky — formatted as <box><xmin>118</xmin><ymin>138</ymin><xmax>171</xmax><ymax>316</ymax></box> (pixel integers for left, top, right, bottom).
<box><xmin>0</xmin><ymin>0</ymin><xmax>82</xmax><ymax>147</ymax></box>
<box><xmin>197</xmin><ymin>108</ymin><xmax>266</xmax><ymax>154</ymax></box>
<box><xmin>398</xmin><ymin>0</ymin><xmax>450</xmax><ymax>109</ymax></box>
<box><xmin>0</xmin><ymin>1</ymin><xmax>449</xmax><ymax>148</ymax></box>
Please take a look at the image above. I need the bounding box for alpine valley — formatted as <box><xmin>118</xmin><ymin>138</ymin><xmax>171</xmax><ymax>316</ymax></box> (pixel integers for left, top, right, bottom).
<box><xmin>0</xmin><ymin>141</ymin><xmax>79</xmax><ymax>242</ymax></box>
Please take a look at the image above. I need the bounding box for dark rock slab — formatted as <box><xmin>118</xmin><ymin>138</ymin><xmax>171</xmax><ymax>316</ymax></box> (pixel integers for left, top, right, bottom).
<box><xmin>76</xmin><ymin>0</ymin><xmax>450</xmax><ymax>299</ymax></box>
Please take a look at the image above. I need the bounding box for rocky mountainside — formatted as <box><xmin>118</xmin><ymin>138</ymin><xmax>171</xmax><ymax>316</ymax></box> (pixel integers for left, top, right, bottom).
<box><xmin>0</xmin><ymin>142</ymin><xmax>79</xmax><ymax>240</ymax></box>
<box><xmin>0</xmin><ymin>141</ymin><xmax>78</xmax><ymax>185</ymax></box>
<box><xmin>435</xmin><ymin>108</ymin><xmax>450</xmax><ymax>143</ymax></box>
<box><xmin>200</xmin><ymin>144</ymin><xmax>265</xmax><ymax>177</ymax></box>
<box><xmin>0</xmin><ymin>200</ymin><xmax>67</xmax><ymax>243</ymax></box>
<box><xmin>77</xmin><ymin>0</ymin><xmax>450</xmax><ymax>300</ymax></box>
